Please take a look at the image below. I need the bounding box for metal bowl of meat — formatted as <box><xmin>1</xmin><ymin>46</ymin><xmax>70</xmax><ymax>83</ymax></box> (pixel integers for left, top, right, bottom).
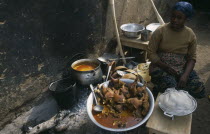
<box><xmin>87</xmin><ymin>78</ymin><xmax>154</xmax><ymax>132</ymax></box>
<box><xmin>120</xmin><ymin>23</ymin><xmax>145</xmax><ymax>38</ymax></box>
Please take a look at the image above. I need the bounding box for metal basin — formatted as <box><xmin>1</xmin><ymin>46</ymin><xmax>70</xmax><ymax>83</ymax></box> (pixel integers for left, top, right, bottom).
<box><xmin>86</xmin><ymin>79</ymin><xmax>155</xmax><ymax>132</ymax></box>
<box><xmin>120</xmin><ymin>23</ymin><xmax>145</xmax><ymax>38</ymax></box>
<box><xmin>158</xmin><ymin>89</ymin><xmax>197</xmax><ymax>120</ymax></box>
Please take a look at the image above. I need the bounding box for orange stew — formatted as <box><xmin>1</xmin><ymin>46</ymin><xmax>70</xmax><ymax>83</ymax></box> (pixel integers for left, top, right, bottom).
<box><xmin>92</xmin><ymin>105</ymin><xmax>142</xmax><ymax>128</ymax></box>
<box><xmin>73</xmin><ymin>64</ymin><xmax>96</xmax><ymax>71</ymax></box>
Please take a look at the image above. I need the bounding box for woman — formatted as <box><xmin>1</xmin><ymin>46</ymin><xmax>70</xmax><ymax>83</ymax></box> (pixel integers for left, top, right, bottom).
<box><xmin>147</xmin><ymin>1</ymin><xmax>205</xmax><ymax>98</ymax></box>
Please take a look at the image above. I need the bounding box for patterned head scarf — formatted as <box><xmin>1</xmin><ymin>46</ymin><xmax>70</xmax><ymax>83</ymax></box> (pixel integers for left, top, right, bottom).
<box><xmin>172</xmin><ymin>1</ymin><xmax>194</xmax><ymax>19</ymax></box>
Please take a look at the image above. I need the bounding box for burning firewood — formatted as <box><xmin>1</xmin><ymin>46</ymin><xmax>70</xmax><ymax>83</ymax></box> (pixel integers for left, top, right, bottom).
<box><xmin>27</xmin><ymin>115</ymin><xmax>56</xmax><ymax>134</ymax></box>
<box><xmin>26</xmin><ymin>110</ymin><xmax>75</xmax><ymax>134</ymax></box>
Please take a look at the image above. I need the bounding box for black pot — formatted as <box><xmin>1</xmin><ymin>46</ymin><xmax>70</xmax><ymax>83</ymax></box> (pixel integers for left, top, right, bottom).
<box><xmin>49</xmin><ymin>77</ymin><xmax>77</xmax><ymax>109</ymax></box>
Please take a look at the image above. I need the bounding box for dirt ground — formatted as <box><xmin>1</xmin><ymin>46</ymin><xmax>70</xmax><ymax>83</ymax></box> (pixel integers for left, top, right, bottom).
<box><xmin>186</xmin><ymin>11</ymin><xmax>210</xmax><ymax>134</ymax></box>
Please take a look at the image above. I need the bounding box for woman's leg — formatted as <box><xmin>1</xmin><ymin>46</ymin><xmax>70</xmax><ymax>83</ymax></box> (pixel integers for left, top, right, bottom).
<box><xmin>185</xmin><ymin>70</ymin><xmax>206</xmax><ymax>99</ymax></box>
<box><xmin>151</xmin><ymin>70</ymin><xmax>177</xmax><ymax>93</ymax></box>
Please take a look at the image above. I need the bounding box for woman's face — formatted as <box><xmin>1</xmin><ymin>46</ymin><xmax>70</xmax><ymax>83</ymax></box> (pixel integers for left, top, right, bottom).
<box><xmin>170</xmin><ymin>10</ymin><xmax>187</xmax><ymax>31</ymax></box>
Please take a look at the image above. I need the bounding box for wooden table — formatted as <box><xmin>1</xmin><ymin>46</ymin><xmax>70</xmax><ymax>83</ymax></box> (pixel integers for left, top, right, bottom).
<box><xmin>120</xmin><ymin>35</ymin><xmax>149</xmax><ymax>50</ymax></box>
<box><xmin>119</xmin><ymin>35</ymin><xmax>149</xmax><ymax>61</ymax></box>
<box><xmin>146</xmin><ymin>93</ymin><xmax>192</xmax><ymax>134</ymax></box>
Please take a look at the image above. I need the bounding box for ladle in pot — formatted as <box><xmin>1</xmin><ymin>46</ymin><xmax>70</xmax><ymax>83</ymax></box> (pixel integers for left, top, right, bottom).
<box><xmin>106</xmin><ymin>65</ymin><xmax>112</xmax><ymax>82</ymax></box>
<box><xmin>98</xmin><ymin>56</ymin><xmax>135</xmax><ymax>63</ymax></box>
<box><xmin>90</xmin><ymin>84</ymin><xmax>104</xmax><ymax>112</ymax></box>
<box><xmin>105</xmin><ymin>61</ymin><xmax>116</xmax><ymax>82</ymax></box>
<box><xmin>97</xmin><ymin>57</ymin><xmax>112</xmax><ymax>82</ymax></box>
<box><xmin>97</xmin><ymin>57</ymin><xmax>108</xmax><ymax>63</ymax></box>
<box><xmin>109</xmin><ymin>57</ymin><xmax>135</xmax><ymax>61</ymax></box>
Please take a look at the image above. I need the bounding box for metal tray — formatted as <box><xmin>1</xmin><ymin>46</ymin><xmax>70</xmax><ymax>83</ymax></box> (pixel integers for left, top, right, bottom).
<box><xmin>158</xmin><ymin>89</ymin><xmax>197</xmax><ymax>120</ymax></box>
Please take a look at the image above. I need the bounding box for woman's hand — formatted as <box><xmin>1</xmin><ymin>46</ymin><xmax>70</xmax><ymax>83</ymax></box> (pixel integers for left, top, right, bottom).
<box><xmin>155</xmin><ymin>60</ymin><xmax>178</xmax><ymax>76</ymax></box>
<box><xmin>165</xmin><ymin>66</ymin><xmax>178</xmax><ymax>76</ymax></box>
<box><xmin>178</xmin><ymin>73</ymin><xmax>188</xmax><ymax>88</ymax></box>
<box><xmin>178</xmin><ymin>59</ymin><xmax>195</xmax><ymax>88</ymax></box>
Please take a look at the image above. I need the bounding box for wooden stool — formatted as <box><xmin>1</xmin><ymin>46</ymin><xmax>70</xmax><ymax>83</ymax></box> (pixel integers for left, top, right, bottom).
<box><xmin>146</xmin><ymin>93</ymin><xmax>192</xmax><ymax>134</ymax></box>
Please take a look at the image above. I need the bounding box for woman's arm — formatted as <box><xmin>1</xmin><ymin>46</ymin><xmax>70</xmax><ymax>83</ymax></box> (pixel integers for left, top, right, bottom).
<box><xmin>178</xmin><ymin>59</ymin><xmax>195</xmax><ymax>87</ymax></box>
<box><xmin>147</xmin><ymin>29</ymin><xmax>162</xmax><ymax>63</ymax></box>
<box><xmin>155</xmin><ymin>60</ymin><xmax>178</xmax><ymax>76</ymax></box>
<box><xmin>178</xmin><ymin>32</ymin><xmax>197</xmax><ymax>88</ymax></box>
<box><xmin>183</xmin><ymin>59</ymin><xmax>195</xmax><ymax>76</ymax></box>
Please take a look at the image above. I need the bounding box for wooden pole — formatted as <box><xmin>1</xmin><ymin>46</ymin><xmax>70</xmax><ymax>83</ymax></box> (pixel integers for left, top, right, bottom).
<box><xmin>149</xmin><ymin>0</ymin><xmax>165</xmax><ymax>25</ymax></box>
<box><xmin>109</xmin><ymin>0</ymin><xmax>126</xmax><ymax>64</ymax></box>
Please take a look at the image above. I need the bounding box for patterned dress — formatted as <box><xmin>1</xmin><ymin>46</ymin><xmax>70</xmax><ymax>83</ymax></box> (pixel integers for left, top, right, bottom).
<box><xmin>150</xmin><ymin>52</ymin><xmax>205</xmax><ymax>99</ymax></box>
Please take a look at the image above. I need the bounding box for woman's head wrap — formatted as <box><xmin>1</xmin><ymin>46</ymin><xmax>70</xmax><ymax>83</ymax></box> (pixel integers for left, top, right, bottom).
<box><xmin>172</xmin><ymin>1</ymin><xmax>194</xmax><ymax>19</ymax></box>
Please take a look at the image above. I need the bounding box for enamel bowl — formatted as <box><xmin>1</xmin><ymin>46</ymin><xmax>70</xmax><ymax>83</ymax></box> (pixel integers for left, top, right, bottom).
<box><xmin>86</xmin><ymin>79</ymin><xmax>154</xmax><ymax>132</ymax></box>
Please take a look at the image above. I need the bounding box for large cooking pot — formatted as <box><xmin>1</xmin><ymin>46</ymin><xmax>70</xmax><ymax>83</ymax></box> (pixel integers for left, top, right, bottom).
<box><xmin>71</xmin><ymin>59</ymin><xmax>103</xmax><ymax>86</ymax></box>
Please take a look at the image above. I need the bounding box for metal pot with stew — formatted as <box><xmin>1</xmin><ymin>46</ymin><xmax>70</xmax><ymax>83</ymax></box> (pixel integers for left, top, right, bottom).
<box><xmin>71</xmin><ymin>59</ymin><xmax>103</xmax><ymax>86</ymax></box>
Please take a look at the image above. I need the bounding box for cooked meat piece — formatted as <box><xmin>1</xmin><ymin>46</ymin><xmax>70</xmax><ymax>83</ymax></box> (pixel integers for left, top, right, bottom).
<box><xmin>111</xmin><ymin>72</ymin><xmax>121</xmax><ymax>79</ymax></box>
<box><xmin>118</xmin><ymin>122</ymin><xmax>126</xmax><ymax>128</ymax></box>
<box><xmin>129</xmin><ymin>84</ymin><xmax>137</xmax><ymax>97</ymax></box>
<box><xmin>95</xmin><ymin>89</ymin><xmax>104</xmax><ymax>99</ymax></box>
<box><xmin>127</xmin><ymin>78</ymin><xmax>139</xmax><ymax>97</ymax></box>
<box><xmin>127</xmin><ymin>98</ymin><xmax>143</xmax><ymax>109</ymax></box>
<box><xmin>114</xmin><ymin>104</ymin><xmax>123</xmax><ymax>112</ymax></box>
<box><xmin>142</xmin><ymin>100</ymin><xmax>150</xmax><ymax>116</ymax></box>
<box><xmin>114</xmin><ymin>90</ymin><xmax>126</xmax><ymax>103</ymax></box>
<box><xmin>102</xmin><ymin>86</ymin><xmax>109</xmax><ymax>95</ymax></box>
<box><xmin>110</xmin><ymin>78</ymin><xmax>125</xmax><ymax>89</ymax></box>
<box><xmin>133</xmin><ymin>108</ymin><xmax>143</xmax><ymax>118</ymax></box>
<box><xmin>120</xmin><ymin>85</ymin><xmax>130</xmax><ymax>98</ymax></box>
<box><xmin>142</xmin><ymin>92</ymin><xmax>149</xmax><ymax>102</ymax></box>
<box><xmin>136</xmin><ymin>86</ymin><xmax>146</xmax><ymax>94</ymax></box>
<box><xmin>105</xmin><ymin>89</ymin><xmax>114</xmax><ymax>100</ymax></box>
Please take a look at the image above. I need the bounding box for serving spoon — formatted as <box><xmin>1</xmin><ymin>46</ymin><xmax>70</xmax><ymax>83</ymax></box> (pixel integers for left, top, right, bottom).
<box><xmin>98</xmin><ymin>56</ymin><xmax>135</xmax><ymax>63</ymax></box>
<box><xmin>106</xmin><ymin>65</ymin><xmax>112</xmax><ymax>82</ymax></box>
<box><xmin>90</xmin><ymin>84</ymin><xmax>104</xmax><ymax>112</ymax></box>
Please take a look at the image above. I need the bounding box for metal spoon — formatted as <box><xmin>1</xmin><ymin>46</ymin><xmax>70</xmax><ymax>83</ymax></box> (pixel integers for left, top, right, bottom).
<box><xmin>109</xmin><ymin>57</ymin><xmax>135</xmax><ymax>61</ymax></box>
<box><xmin>97</xmin><ymin>57</ymin><xmax>107</xmax><ymax>63</ymax></box>
<box><xmin>105</xmin><ymin>65</ymin><xmax>112</xmax><ymax>82</ymax></box>
<box><xmin>116</xmin><ymin>70</ymin><xmax>128</xmax><ymax>76</ymax></box>
<box><xmin>90</xmin><ymin>84</ymin><xmax>104</xmax><ymax>112</ymax></box>
<box><xmin>98</xmin><ymin>56</ymin><xmax>135</xmax><ymax>63</ymax></box>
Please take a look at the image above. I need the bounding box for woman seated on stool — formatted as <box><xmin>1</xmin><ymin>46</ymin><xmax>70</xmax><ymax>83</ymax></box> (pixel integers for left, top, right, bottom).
<box><xmin>147</xmin><ymin>1</ymin><xmax>205</xmax><ymax>98</ymax></box>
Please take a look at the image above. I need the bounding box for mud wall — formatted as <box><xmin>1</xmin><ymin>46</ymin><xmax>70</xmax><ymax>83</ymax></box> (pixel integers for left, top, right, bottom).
<box><xmin>0</xmin><ymin>0</ymin><xmax>107</xmax><ymax>127</ymax></box>
<box><xmin>0</xmin><ymin>0</ymin><xmax>177</xmax><ymax>128</ymax></box>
